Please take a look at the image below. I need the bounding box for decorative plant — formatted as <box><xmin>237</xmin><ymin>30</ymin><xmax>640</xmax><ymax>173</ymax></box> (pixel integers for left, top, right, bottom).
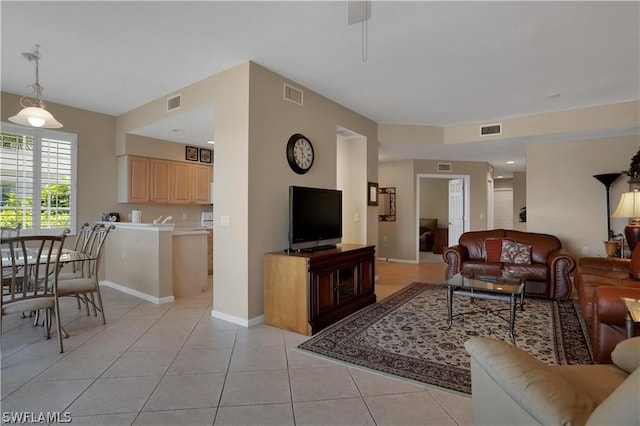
<box><xmin>623</xmin><ymin>148</ymin><xmax>640</xmax><ymax>178</ymax></box>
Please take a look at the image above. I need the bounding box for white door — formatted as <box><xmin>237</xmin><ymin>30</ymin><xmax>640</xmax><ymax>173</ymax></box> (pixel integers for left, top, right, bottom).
<box><xmin>494</xmin><ymin>189</ymin><xmax>514</xmax><ymax>230</ymax></box>
<box><xmin>448</xmin><ymin>178</ymin><xmax>464</xmax><ymax>246</ymax></box>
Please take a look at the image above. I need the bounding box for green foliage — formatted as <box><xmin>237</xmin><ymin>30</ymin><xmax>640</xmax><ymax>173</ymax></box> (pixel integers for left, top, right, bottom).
<box><xmin>0</xmin><ymin>183</ymin><xmax>70</xmax><ymax>228</ymax></box>
<box><xmin>623</xmin><ymin>148</ymin><xmax>640</xmax><ymax>178</ymax></box>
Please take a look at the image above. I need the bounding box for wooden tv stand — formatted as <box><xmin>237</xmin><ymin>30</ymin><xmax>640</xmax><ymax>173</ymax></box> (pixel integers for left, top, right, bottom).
<box><xmin>263</xmin><ymin>244</ymin><xmax>376</xmax><ymax>335</ymax></box>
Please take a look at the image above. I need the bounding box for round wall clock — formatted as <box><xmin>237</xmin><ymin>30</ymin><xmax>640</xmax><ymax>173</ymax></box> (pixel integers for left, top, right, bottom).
<box><xmin>286</xmin><ymin>133</ymin><xmax>314</xmax><ymax>174</ymax></box>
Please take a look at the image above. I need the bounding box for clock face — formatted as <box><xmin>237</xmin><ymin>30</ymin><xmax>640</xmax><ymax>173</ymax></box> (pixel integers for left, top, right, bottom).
<box><xmin>287</xmin><ymin>134</ymin><xmax>314</xmax><ymax>174</ymax></box>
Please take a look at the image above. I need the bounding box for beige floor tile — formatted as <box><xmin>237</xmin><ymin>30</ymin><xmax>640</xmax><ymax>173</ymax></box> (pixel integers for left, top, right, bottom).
<box><xmin>1</xmin><ymin>353</ymin><xmax>64</xmax><ymax>396</ymax></box>
<box><xmin>233</xmin><ymin>326</ymin><xmax>285</xmax><ymax>348</ymax></box>
<box><xmin>104</xmin><ymin>318</ymin><xmax>157</xmax><ymax>334</ymax></box>
<box><xmin>74</xmin><ymin>330</ymin><xmax>142</xmax><ymax>353</ymax></box>
<box><xmin>102</xmin><ymin>350</ymin><xmax>178</xmax><ymax>378</ymax></box>
<box><xmin>348</xmin><ymin>366</ymin><xmax>426</xmax><ymax>396</ymax></box>
<box><xmin>67</xmin><ymin>413</ymin><xmax>138</xmax><ymax>425</ymax></box>
<box><xmin>289</xmin><ymin>366</ymin><xmax>361</xmax><ymax>402</ymax></box>
<box><xmin>364</xmin><ymin>392</ymin><xmax>457</xmax><ymax>425</ymax></box>
<box><xmin>214</xmin><ymin>403</ymin><xmax>294</xmax><ymax>426</ymax></box>
<box><xmin>1</xmin><ymin>379</ymin><xmax>93</xmax><ymax>414</ymax></box>
<box><xmin>293</xmin><ymin>398</ymin><xmax>376</xmax><ymax>426</ymax></box>
<box><xmin>33</xmin><ymin>350</ymin><xmax>122</xmax><ymax>381</ymax></box>
<box><xmin>143</xmin><ymin>373</ymin><xmax>226</xmax><ymax>411</ymax></box>
<box><xmin>147</xmin><ymin>318</ymin><xmax>199</xmax><ymax>335</ymax></box>
<box><xmin>219</xmin><ymin>370</ymin><xmax>291</xmax><ymax>406</ymax></box>
<box><xmin>120</xmin><ymin>305</ymin><xmax>171</xmax><ymax>320</ymax></box>
<box><xmin>68</xmin><ymin>376</ymin><xmax>162</xmax><ymax>416</ymax></box>
<box><xmin>166</xmin><ymin>348</ymin><xmax>232</xmax><ymax>375</ymax></box>
<box><xmin>183</xmin><ymin>329</ymin><xmax>237</xmax><ymax>349</ymax></box>
<box><xmin>134</xmin><ymin>408</ymin><xmax>216</xmax><ymax>425</ymax></box>
<box><xmin>229</xmin><ymin>343</ymin><xmax>287</xmax><ymax>371</ymax></box>
<box><xmin>287</xmin><ymin>347</ymin><xmax>344</xmax><ymax>369</ymax></box>
<box><xmin>129</xmin><ymin>332</ymin><xmax>188</xmax><ymax>352</ymax></box>
<box><xmin>427</xmin><ymin>387</ymin><xmax>474</xmax><ymax>426</ymax></box>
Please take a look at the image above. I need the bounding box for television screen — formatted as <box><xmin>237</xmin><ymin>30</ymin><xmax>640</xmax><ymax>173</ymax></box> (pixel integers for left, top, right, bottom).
<box><xmin>289</xmin><ymin>186</ymin><xmax>342</xmax><ymax>251</ymax></box>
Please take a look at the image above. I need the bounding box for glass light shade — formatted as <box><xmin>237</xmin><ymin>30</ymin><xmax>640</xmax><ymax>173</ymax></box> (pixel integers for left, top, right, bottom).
<box><xmin>612</xmin><ymin>191</ymin><xmax>640</xmax><ymax>220</ymax></box>
<box><xmin>8</xmin><ymin>106</ymin><xmax>63</xmax><ymax>129</ymax></box>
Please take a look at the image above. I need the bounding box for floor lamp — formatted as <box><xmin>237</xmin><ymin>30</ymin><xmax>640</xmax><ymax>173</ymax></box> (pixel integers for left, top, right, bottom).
<box><xmin>594</xmin><ymin>173</ymin><xmax>622</xmax><ymax>239</ymax></box>
<box><xmin>612</xmin><ymin>190</ymin><xmax>640</xmax><ymax>252</ymax></box>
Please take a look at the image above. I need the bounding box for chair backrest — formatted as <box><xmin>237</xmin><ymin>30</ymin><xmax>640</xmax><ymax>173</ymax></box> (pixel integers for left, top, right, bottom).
<box><xmin>1</xmin><ymin>233</ymin><xmax>67</xmax><ymax>314</ymax></box>
<box><xmin>73</xmin><ymin>223</ymin><xmax>99</xmax><ymax>253</ymax></box>
<box><xmin>83</xmin><ymin>225</ymin><xmax>115</xmax><ymax>278</ymax></box>
<box><xmin>1</xmin><ymin>224</ymin><xmax>21</xmax><ymax>241</ymax></box>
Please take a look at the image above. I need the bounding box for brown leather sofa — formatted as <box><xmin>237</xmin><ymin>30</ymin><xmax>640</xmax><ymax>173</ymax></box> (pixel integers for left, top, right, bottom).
<box><xmin>443</xmin><ymin>229</ymin><xmax>576</xmax><ymax>299</ymax></box>
<box><xmin>575</xmin><ymin>253</ymin><xmax>640</xmax><ymax>363</ymax></box>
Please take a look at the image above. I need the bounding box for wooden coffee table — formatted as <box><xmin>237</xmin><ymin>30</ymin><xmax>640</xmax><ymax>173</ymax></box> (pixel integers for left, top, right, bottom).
<box><xmin>444</xmin><ymin>273</ymin><xmax>525</xmax><ymax>342</ymax></box>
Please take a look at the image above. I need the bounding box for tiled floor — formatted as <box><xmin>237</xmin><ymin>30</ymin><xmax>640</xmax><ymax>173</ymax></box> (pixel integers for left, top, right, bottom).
<box><xmin>1</xmin><ymin>259</ymin><xmax>472</xmax><ymax>425</ymax></box>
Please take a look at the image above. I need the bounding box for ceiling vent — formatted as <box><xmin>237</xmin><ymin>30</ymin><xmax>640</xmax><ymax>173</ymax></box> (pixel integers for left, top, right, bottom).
<box><xmin>283</xmin><ymin>83</ymin><xmax>303</xmax><ymax>106</ymax></box>
<box><xmin>336</xmin><ymin>128</ymin><xmax>355</xmax><ymax>138</ymax></box>
<box><xmin>480</xmin><ymin>123</ymin><xmax>502</xmax><ymax>136</ymax></box>
<box><xmin>437</xmin><ymin>163</ymin><xmax>452</xmax><ymax>172</ymax></box>
<box><xmin>167</xmin><ymin>94</ymin><xmax>181</xmax><ymax>112</ymax></box>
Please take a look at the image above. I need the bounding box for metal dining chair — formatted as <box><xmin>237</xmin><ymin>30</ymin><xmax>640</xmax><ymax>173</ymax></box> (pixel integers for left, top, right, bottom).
<box><xmin>58</xmin><ymin>223</ymin><xmax>100</xmax><ymax>312</ymax></box>
<box><xmin>56</xmin><ymin>225</ymin><xmax>114</xmax><ymax>325</ymax></box>
<box><xmin>1</xmin><ymin>233</ymin><xmax>67</xmax><ymax>353</ymax></box>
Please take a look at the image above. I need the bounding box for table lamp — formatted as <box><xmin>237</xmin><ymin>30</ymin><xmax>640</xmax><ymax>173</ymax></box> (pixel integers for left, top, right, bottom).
<box><xmin>612</xmin><ymin>190</ymin><xmax>640</xmax><ymax>252</ymax></box>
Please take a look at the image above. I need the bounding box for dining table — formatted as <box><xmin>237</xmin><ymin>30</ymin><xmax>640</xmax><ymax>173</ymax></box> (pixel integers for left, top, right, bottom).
<box><xmin>2</xmin><ymin>247</ymin><xmax>99</xmax><ymax>337</ymax></box>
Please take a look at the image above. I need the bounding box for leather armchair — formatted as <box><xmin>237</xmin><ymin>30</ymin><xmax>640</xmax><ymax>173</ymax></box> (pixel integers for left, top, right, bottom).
<box><xmin>419</xmin><ymin>218</ymin><xmax>437</xmax><ymax>252</ymax></box>
<box><xmin>444</xmin><ymin>229</ymin><xmax>576</xmax><ymax>299</ymax></box>
<box><xmin>575</xmin><ymin>255</ymin><xmax>640</xmax><ymax>363</ymax></box>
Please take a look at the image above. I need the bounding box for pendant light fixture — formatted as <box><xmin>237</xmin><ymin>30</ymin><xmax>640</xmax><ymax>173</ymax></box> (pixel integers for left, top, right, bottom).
<box><xmin>9</xmin><ymin>45</ymin><xmax>62</xmax><ymax>129</ymax></box>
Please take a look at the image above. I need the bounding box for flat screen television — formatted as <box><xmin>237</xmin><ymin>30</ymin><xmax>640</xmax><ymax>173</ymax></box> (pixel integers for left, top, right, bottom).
<box><xmin>289</xmin><ymin>186</ymin><xmax>342</xmax><ymax>251</ymax></box>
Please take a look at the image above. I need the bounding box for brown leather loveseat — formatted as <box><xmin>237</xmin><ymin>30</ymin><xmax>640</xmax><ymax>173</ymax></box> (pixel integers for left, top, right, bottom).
<box><xmin>444</xmin><ymin>229</ymin><xmax>576</xmax><ymax>300</ymax></box>
<box><xmin>575</xmin><ymin>250</ymin><xmax>640</xmax><ymax>363</ymax></box>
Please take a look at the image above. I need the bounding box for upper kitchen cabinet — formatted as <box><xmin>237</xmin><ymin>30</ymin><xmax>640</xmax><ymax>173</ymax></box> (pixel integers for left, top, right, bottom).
<box><xmin>192</xmin><ymin>164</ymin><xmax>212</xmax><ymax>204</ymax></box>
<box><xmin>118</xmin><ymin>155</ymin><xmax>212</xmax><ymax>205</ymax></box>
<box><xmin>118</xmin><ymin>155</ymin><xmax>149</xmax><ymax>203</ymax></box>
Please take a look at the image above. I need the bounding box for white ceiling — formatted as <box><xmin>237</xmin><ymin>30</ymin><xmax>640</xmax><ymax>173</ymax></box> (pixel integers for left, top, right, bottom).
<box><xmin>2</xmin><ymin>1</ymin><xmax>639</xmax><ymax>177</ymax></box>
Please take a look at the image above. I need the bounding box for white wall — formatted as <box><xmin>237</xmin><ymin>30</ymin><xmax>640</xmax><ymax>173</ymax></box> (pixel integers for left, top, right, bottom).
<box><xmin>337</xmin><ymin>135</ymin><xmax>367</xmax><ymax>244</ymax></box>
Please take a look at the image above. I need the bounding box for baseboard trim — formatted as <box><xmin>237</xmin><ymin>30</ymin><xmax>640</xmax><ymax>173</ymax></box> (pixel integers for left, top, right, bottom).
<box><xmin>211</xmin><ymin>310</ymin><xmax>264</xmax><ymax>328</ymax></box>
<box><xmin>101</xmin><ymin>280</ymin><xmax>175</xmax><ymax>305</ymax></box>
<box><xmin>377</xmin><ymin>257</ymin><xmax>419</xmax><ymax>264</ymax></box>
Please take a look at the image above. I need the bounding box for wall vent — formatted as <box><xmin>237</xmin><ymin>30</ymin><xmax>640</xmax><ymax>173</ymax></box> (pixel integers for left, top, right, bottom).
<box><xmin>437</xmin><ymin>163</ymin><xmax>452</xmax><ymax>172</ymax></box>
<box><xmin>480</xmin><ymin>123</ymin><xmax>502</xmax><ymax>136</ymax></box>
<box><xmin>283</xmin><ymin>83</ymin><xmax>303</xmax><ymax>106</ymax></box>
<box><xmin>167</xmin><ymin>94</ymin><xmax>182</xmax><ymax>112</ymax></box>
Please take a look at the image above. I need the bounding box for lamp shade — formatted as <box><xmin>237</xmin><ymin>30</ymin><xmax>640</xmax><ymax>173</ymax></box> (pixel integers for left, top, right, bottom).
<box><xmin>612</xmin><ymin>191</ymin><xmax>640</xmax><ymax>220</ymax></box>
<box><xmin>8</xmin><ymin>106</ymin><xmax>62</xmax><ymax>129</ymax></box>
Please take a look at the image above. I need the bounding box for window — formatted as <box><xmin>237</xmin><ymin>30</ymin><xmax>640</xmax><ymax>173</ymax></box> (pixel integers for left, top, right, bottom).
<box><xmin>0</xmin><ymin>123</ymin><xmax>77</xmax><ymax>235</ymax></box>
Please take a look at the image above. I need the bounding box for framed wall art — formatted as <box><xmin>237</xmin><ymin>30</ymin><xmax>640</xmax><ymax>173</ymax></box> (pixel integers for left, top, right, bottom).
<box><xmin>199</xmin><ymin>148</ymin><xmax>212</xmax><ymax>164</ymax></box>
<box><xmin>185</xmin><ymin>146</ymin><xmax>198</xmax><ymax>162</ymax></box>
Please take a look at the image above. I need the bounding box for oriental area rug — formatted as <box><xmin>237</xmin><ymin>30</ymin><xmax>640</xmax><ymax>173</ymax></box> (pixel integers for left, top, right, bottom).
<box><xmin>297</xmin><ymin>283</ymin><xmax>593</xmax><ymax>394</ymax></box>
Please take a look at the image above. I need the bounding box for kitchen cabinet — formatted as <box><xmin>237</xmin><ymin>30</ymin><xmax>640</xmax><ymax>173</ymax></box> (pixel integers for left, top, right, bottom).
<box><xmin>118</xmin><ymin>155</ymin><xmax>212</xmax><ymax>205</ymax></box>
<box><xmin>192</xmin><ymin>164</ymin><xmax>212</xmax><ymax>204</ymax></box>
<box><xmin>171</xmin><ymin>162</ymin><xmax>192</xmax><ymax>204</ymax></box>
<box><xmin>206</xmin><ymin>228</ymin><xmax>213</xmax><ymax>275</ymax></box>
<box><xmin>118</xmin><ymin>155</ymin><xmax>150</xmax><ymax>203</ymax></box>
<box><xmin>263</xmin><ymin>244</ymin><xmax>376</xmax><ymax>335</ymax></box>
<box><xmin>150</xmin><ymin>159</ymin><xmax>171</xmax><ymax>203</ymax></box>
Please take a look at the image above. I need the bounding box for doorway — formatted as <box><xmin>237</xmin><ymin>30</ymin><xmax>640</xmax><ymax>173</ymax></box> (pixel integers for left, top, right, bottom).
<box><xmin>416</xmin><ymin>174</ymin><xmax>470</xmax><ymax>263</ymax></box>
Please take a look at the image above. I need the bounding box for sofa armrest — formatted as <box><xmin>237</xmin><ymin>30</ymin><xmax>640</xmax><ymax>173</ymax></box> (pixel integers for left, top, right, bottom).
<box><xmin>443</xmin><ymin>244</ymin><xmax>468</xmax><ymax>279</ymax></box>
<box><xmin>465</xmin><ymin>337</ymin><xmax>596</xmax><ymax>426</ymax></box>
<box><xmin>579</xmin><ymin>257</ymin><xmax>631</xmax><ymax>274</ymax></box>
<box><xmin>547</xmin><ymin>249</ymin><xmax>577</xmax><ymax>300</ymax></box>
<box><xmin>594</xmin><ymin>285</ymin><xmax>640</xmax><ymax>326</ymax></box>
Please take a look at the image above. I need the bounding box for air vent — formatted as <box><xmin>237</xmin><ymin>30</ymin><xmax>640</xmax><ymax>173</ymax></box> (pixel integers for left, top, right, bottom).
<box><xmin>480</xmin><ymin>123</ymin><xmax>502</xmax><ymax>136</ymax></box>
<box><xmin>437</xmin><ymin>163</ymin><xmax>452</xmax><ymax>172</ymax></box>
<box><xmin>167</xmin><ymin>94</ymin><xmax>181</xmax><ymax>112</ymax></box>
<box><xmin>283</xmin><ymin>83</ymin><xmax>303</xmax><ymax>106</ymax></box>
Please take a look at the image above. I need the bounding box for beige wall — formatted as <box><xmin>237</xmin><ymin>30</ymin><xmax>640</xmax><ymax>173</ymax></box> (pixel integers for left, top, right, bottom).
<box><xmin>513</xmin><ymin>172</ymin><xmax>527</xmax><ymax>231</ymax></box>
<box><xmin>379</xmin><ymin>159</ymin><xmax>492</xmax><ymax>261</ymax></box>
<box><xmin>1</xmin><ymin>92</ymin><xmax>118</xmax><ymax>243</ymax></box>
<box><xmin>419</xmin><ymin>179</ymin><xmax>449</xmax><ymax>227</ymax></box>
<box><xmin>528</xmin><ymin>135</ymin><xmax>639</xmax><ymax>257</ymax></box>
<box><xmin>337</xmin><ymin>136</ymin><xmax>368</xmax><ymax>245</ymax></box>
<box><xmin>114</xmin><ymin>61</ymin><xmax>378</xmax><ymax>323</ymax></box>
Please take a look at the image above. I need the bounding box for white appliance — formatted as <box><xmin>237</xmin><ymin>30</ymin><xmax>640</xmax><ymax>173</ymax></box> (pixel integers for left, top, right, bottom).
<box><xmin>201</xmin><ymin>211</ymin><xmax>213</xmax><ymax>227</ymax></box>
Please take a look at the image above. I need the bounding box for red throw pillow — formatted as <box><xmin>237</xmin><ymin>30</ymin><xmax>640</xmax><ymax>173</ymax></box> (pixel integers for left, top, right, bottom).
<box><xmin>630</xmin><ymin>244</ymin><xmax>640</xmax><ymax>279</ymax></box>
<box><xmin>484</xmin><ymin>238</ymin><xmax>504</xmax><ymax>263</ymax></box>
